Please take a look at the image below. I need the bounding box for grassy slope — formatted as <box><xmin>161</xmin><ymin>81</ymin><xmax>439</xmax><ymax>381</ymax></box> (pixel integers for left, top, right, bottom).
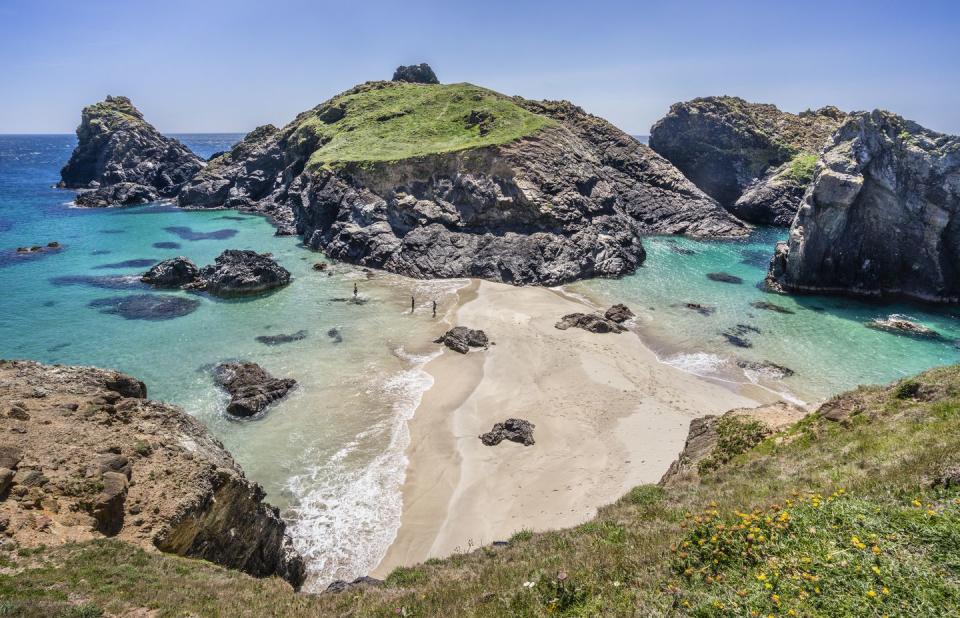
<box><xmin>4</xmin><ymin>367</ymin><xmax>960</xmax><ymax>617</ymax></box>
<box><xmin>287</xmin><ymin>82</ymin><xmax>553</xmax><ymax>170</ymax></box>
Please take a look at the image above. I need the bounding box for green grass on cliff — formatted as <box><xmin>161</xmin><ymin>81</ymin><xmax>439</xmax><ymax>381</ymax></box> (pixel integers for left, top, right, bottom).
<box><xmin>783</xmin><ymin>152</ymin><xmax>819</xmax><ymax>184</ymax></box>
<box><xmin>289</xmin><ymin>82</ymin><xmax>553</xmax><ymax>169</ymax></box>
<box><xmin>4</xmin><ymin>366</ymin><xmax>960</xmax><ymax>616</ymax></box>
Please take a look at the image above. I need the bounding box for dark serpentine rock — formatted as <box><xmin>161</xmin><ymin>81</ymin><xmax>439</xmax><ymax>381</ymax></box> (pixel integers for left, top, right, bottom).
<box><xmin>178</xmin><ymin>80</ymin><xmax>748</xmax><ymax>286</ymax></box>
<box><xmin>604</xmin><ymin>304</ymin><xmax>634</xmax><ymax>323</ymax></box>
<box><xmin>865</xmin><ymin>316</ymin><xmax>943</xmax><ymax>340</ymax></box>
<box><xmin>59</xmin><ymin>96</ymin><xmax>203</xmax><ymax>204</ymax></box>
<box><xmin>140</xmin><ymin>257</ymin><xmax>200</xmax><ymax>288</ymax></box>
<box><xmin>392</xmin><ymin>63</ymin><xmax>440</xmax><ymax>84</ymax></box>
<box><xmin>480</xmin><ymin>418</ymin><xmax>536</xmax><ymax>446</ymax></box>
<box><xmin>213</xmin><ymin>362</ymin><xmax>297</xmax><ymax>418</ymax></box>
<box><xmin>650</xmin><ymin>96</ymin><xmax>845</xmax><ymax>224</ymax></box>
<box><xmin>199</xmin><ymin>250</ymin><xmax>290</xmax><ymax>296</ymax></box>
<box><xmin>0</xmin><ymin>360</ymin><xmax>305</xmax><ymax>588</ymax></box>
<box><xmin>434</xmin><ymin>326</ymin><xmax>489</xmax><ymax>354</ymax></box>
<box><xmin>767</xmin><ymin>111</ymin><xmax>960</xmax><ymax>303</ymax></box>
<box><xmin>554</xmin><ymin>312</ymin><xmax>625</xmax><ymax>333</ymax></box>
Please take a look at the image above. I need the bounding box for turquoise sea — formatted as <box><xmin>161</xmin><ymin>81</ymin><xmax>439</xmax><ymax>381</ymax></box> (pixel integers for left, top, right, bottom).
<box><xmin>2</xmin><ymin>134</ymin><xmax>959</xmax><ymax>589</ymax></box>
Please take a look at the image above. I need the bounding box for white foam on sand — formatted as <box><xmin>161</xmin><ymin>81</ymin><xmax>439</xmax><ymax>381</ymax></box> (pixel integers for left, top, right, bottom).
<box><xmin>285</xmin><ymin>347</ymin><xmax>440</xmax><ymax>592</ymax></box>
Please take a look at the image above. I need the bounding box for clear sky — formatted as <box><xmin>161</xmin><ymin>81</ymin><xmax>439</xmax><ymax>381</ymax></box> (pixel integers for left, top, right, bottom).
<box><xmin>2</xmin><ymin>0</ymin><xmax>958</xmax><ymax>135</ymax></box>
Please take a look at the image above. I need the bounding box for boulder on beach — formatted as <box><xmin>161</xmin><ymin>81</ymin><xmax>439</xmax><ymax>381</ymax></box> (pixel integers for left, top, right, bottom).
<box><xmin>213</xmin><ymin>362</ymin><xmax>297</xmax><ymax>418</ymax></box>
<box><xmin>434</xmin><ymin>326</ymin><xmax>489</xmax><ymax>354</ymax></box>
<box><xmin>554</xmin><ymin>312</ymin><xmax>625</xmax><ymax>334</ymax></box>
<box><xmin>604</xmin><ymin>304</ymin><xmax>634</xmax><ymax>323</ymax></box>
<box><xmin>480</xmin><ymin>418</ymin><xmax>536</xmax><ymax>446</ymax></box>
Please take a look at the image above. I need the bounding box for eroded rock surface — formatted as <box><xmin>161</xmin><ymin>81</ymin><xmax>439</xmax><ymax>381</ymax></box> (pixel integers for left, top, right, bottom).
<box><xmin>59</xmin><ymin>96</ymin><xmax>203</xmax><ymax>204</ymax></box>
<box><xmin>480</xmin><ymin>418</ymin><xmax>536</xmax><ymax>446</ymax></box>
<box><xmin>213</xmin><ymin>362</ymin><xmax>297</xmax><ymax>418</ymax></box>
<box><xmin>434</xmin><ymin>327</ymin><xmax>489</xmax><ymax>354</ymax></box>
<box><xmin>392</xmin><ymin>63</ymin><xmax>439</xmax><ymax>84</ymax></box>
<box><xmin>766</xmin><ymin>111</ymin><xmax>960</xmax><ymax>303</ymax></box>
<box><xmin>199</xmin><ymin>250</ymin><xmax>291</xmax><ymax>296</ymax></box>
<box><xmin>0</xmin><ymin>360</ymin><xmax>305</xmax><ymax>588</ymax></box>
<box><xmin>554</xmin><ymin>312</ymin><xmax>625</xmax><ymax>333</ymax></box>
<box><xmin>650</xmin><ymin>96</ymin><xmax>845</xmax><ymax>224</ymax></box>
<box><xmin>604</xmin><ymin>304</ymin><xmax>634</xmax><ymax>323</ymax></box>
<box><xmin>140</xmin><ymin>257</ymin><xmax>200</xmax><ymax>288</ymax></box>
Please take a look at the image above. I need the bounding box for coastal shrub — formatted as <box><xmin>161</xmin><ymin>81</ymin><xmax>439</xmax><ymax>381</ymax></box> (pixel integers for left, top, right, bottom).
<box><xmin>895</xmin><ymin>379</ymin><xmax>921</xmax><ymax>399</ymax></box>
<box><xmin>622</xmin><ymin>484</ymin><xmax>665</xmax><ymax>507</ymax></box>
<box><xmin>385</xmin><ymin>566</ymin><xmax>428</xmax><ymax>588</ymax></box>
<box><xmin>784</xmin><ymin>152</ymin><xmax>818</xmax><ymax>183</ymax></box>
<box><xmin>698</xmin><ymin>416</ymin><xmax>770</xmax><ymax>474</ymax></box>
<box><xmin>132</xmin><ymin>440</ymin><xmax>152</xmax><ymax>456</ymax></box>
<box><xmin>510</xmin><ymin>529</ymin><xmax>534</xmax><ymax>543</ymax></box>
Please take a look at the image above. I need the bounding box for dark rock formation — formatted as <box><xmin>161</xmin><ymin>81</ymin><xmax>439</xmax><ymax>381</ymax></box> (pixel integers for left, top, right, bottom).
<box><xmin>213</xmin><ymin>362</ymin><xmax>297</xmax><ymax>418</ymax></box>
<box><xmin>736</xmin><ymin>359</ymin><xmax>795</xmax><ymax>379</ymax></box>
<box><xmin>392</xmin><ymin>63</ymin><xmax>439</xmax><ymax>84</ymax></box>
<box><xmin>434</xmin><ymin>327</ymin><xmax>489</xmax><ymax>354</ymax></box>
<box><xmin>140</xmin><ymin>257</ymin><xmax>200</xmax><ymax>288</ymax></box>
<box><xmin>480</xmin><ymin>418</ymin><xmax>536</xmax><ymax>446</ymax></box>
<box><xmin>766</xmin><ymin>111</ymin><xmax>960</xmax><ymax>303</ymax></box>
<box><xmin>554</xmin><ymin>312</ymin><xmax>625</xmax><ymax>333</ymax></box>
<box><xmin>604</xmin><ymin>304</ymin><xmax>634</xmax><ymax>323</ymax></box>
<box><xmin>0</xmin><ymin>360</ymin><xmax>305</xmax><ymax>589</ymax></box>
<box><xmin>88</xmin><ymin>294</ymin><xmax>201</xmax><ymax>320</ymax></box>
<box><xmin>74</xmin><ymin>182</ymin><xmax>160</xmax><ymax>208</ymax></box>
<box><xmin>750</xmin><ymin>300</ymin><xmax>794</xmax><ymax>314</ymax></box>
<box><xmin>198</xmin><ymin>250</ymin><xmax>291</xmax><ymax>297</ymax></box>
<box><xmin>865</xmin><ymin>316</ymin><xmax>943</xmax><ymax>340</ymax></box>
<box><xmin>59</xmin><ymin>96</ymin><xmax>203</xmax><ymax>205</ymax></box>
<box><xmin>650</xmin><ymin>96</ymin><xmax>845</xmax><ymax>224</ymax></box>
<box><xmin>178</xmin><ymin>82</ymin><xmax>748</xmax><ymax>286</ymax></box>
<box><xmin>256</xmin><ymin>330</ymin><xmax>308</xmax><ymax>346</ymax></box>
<box><xmin>682</xmin><ymin>302</ymin><xmax>716</xmax><ymax>316</ymax></box>
<box><xmin>325</xmin><ymin>576</ymin><xmax>384</xmax><ymax>594</ymax></box>
<box><xmin>706</xmin><ymin>272</ymin><xmax>743</xmax><ymax>284</ymax></box>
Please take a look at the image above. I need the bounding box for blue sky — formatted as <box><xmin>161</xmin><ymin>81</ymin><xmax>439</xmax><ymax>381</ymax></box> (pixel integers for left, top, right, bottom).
<box><xmin>1</xmin><ymin>0</ymin><xmax>958</xmax><ymax>134</ymax></box>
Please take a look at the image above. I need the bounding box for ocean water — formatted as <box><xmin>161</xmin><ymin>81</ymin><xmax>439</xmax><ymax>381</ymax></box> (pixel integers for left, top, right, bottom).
<box><xmin>0</xmin><ymin>134</ymin><xmax>459</xmax><ymax>590</ymax></box>
<box><xmin>570</xmin><ymin>232</ymin><xmax>960</xmax><ymax>403</ymax></box>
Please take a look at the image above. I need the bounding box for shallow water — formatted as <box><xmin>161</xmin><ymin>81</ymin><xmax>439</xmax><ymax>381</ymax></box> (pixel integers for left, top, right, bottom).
<box><xmin>571</xmin><ymin>232</ymin><xmax>960</xmax><ymax>402</ymax></box>
<box><xmin>0</xmin><ymin>134</ymin><xmax>459</xmax><ymax>589</ymax></box>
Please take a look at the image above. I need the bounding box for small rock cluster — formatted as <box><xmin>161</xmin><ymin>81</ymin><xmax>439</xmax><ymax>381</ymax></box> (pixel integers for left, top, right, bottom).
<box><xmin>480</xmin><ymin>418</ymin><xmax>536</xmax><ymax>446</ymax></box>
<box><xmin>213</xmin><ymin>362</ymin><xmax>297</xmax><ymax>418</ymax></box>
<box><xmin>434</xmin><ymin>327</ymin><xmax>489</xmax><ymax>354</ymax></box>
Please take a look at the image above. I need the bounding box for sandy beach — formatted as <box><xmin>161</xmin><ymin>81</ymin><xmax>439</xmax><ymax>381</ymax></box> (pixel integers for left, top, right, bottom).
<box><xmin>373</xmin><ymin>279</ymin><xmax>781</xmax><ymax>577</ymax></box>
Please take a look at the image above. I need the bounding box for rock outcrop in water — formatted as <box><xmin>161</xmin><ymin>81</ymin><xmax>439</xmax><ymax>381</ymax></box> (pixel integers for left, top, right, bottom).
<box><xmin>177</xmin><ymin>78</ymin><xmax>748</xmax><ymax>285</ymax></box>
<box><xmin>434</xmin><ymin>327</ymin><xmax>489</xmax><ymax>354</ymax></box>
<box><xmin>766</xmin><ymin>111</ymin><xmax>960</xmax><ymax>303</ymax></box>
<box><xmin>141</xmin><ymin>250</ymin><xmax>290</xmax><ymax>297</ymax></box>
<box><xmin>0</xmin><ymin>360</ymin><xmax>305</xmax><ymax>588</ymax></box>
<box><xmin>213</xmin><ymin>362</ymin><xmax>297</xmax><ymax>418</ymax></box>
<box><xmin>141</xmin><ymin>256</ymin><xmax>200</xmax><ymax>288</ymax></box>
<box><xmin>649</xmin><ymin>96</ymin><xmax>845</xmax><ymax>225</ymax></box>
<box><xmin>59</xmin><ymin>96</ymin><xmax>203</xmax><ymax>206</ymax></box>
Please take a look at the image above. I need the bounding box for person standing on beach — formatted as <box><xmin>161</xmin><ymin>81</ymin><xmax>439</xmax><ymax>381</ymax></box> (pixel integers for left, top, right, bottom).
<box><xmin>411</xmin><ymin>296</ymin><xmax>415</xmax><ymax>313</ymax></box>
<box><xmin>432</xmin><ymin>300</ymin><xmax>437</xmax><ymax>318</ymax></box>
<box><xmin>353</xmin><ymin>282</ymin><xmax>358</xmax><ymax>299</ymax></box>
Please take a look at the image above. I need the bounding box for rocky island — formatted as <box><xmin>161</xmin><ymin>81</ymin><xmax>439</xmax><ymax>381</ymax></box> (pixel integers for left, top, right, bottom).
<box><xmin>59</xmin><ymin>96</ymin><xmax>203</xmax><ymax>207</ymax></box>
<box><xmin>650</xmin><ymin>96</ymin><xmax>845</xmax><ymax>225</ymax></box>
<box><xmin>767</xmin><ymin>110</ymin><xmax>960</xmax><ymax>303</ymax></box>
<box><xmin>176</xmin><ymin>65</ymin><xmax>748</xmax><ymax>285</ymax></box>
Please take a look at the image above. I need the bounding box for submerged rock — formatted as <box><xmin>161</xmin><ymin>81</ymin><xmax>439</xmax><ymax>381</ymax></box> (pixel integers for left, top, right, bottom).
<box><xmin>199</xmin><ymin>250</ymin><xmax>291</xmax><ymax>296</ymax></box>
<box><xmin>50</xmin><ymin>274</ymin><xmax>145</xmax><ymax>290</ymax></box>
<box><xmin>766</xmin><ymin>111</ymin><xmax>960</xmax><ymax>303</ymax></box>
<box><xmin>88</xmin><ymin>294</ymin><xmax>200</xmax><ymax>320</ymax></box>
<box><xmin>213</xmin><ymin>362</ymin><xmax>297</xmax><ymax>418</ymax></box>
<box><xmin>866</xmin><ymin>316</ymin><xmax>943</xmax><ymax>340</ymax></box>
<box><xmin>177</xmin><ymin>78</ymin><xmax>748</xmax><ymax>286</ymax></box>
<box><xmin>707</xmin><ymin>272</ymin><xmax>743</xmax><ymax>284</ymax></box>
<box><xmin>554</xmin><ymin>313</ymin><xmax>625</xmax><ymax>333</ymax></box>
<box><xmin>650</xmin><ymin>96</ymin><xmax>845</xmax><ymax>224</ymax></box>
<box><xmin>140</xmin><ymin>257</ymin><xmax>200</xmax><ymax>288</ymax></box>
<box><xmin>604</xmin><ymin>304</ymin><xmax>634</xmax><ymax>323</ymax></box>
<box><xmin>480</xmin><ymin>418</ymin><xmax>536</xmax><ymax>446</ymax></box>
<box><xmin>750</xmin><ymin>300</ymin><xmax>795</xmax><ymax>314</ymax></box>
<box><xmin>682</xmin><ymin>302</ymin><xmax>716</xmax><ymax>316</ymax></box>
<box><xmin>255</xmin><ymin>330</ymin><xmax>308</xmax><ymax>346</ymax></box>
<box><xmin>59</xmin><ymin>96</ymin><xmax>203</xmax><ymax>204</ymax></box>
<box><xmin>163</xmin><ymin>226</ymin><xmax>238</xmax><ymax>241</ymax></box>
<box><xmin>392</xmin><ymin>63</ymin><xmax>440</xmax><ymax>84</ymax></box>
<box><xmin>0</xmin><ymin>360</ymin><xmax>305</xmax><ymax>588</ymax></box>
<box><xmin>736</xmin><ymin>359</ymin><xmax>795</xmax><ymax>379</ymax></box>
<box><xmin>434</xmin><ymin>326</ymin><xmax>489</xmax><ymax>354</ymax></box>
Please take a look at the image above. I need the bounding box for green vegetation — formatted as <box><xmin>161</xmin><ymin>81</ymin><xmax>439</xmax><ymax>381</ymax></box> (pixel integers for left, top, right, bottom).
<box><xmin>697</xmin><ymin>416</ymin><xmax>770</xmax><ymax>474</ymax></box>
<box><xmin>783</xmin><ymin>152</ymin><xmax>819</xmax><ymax>184</ymax></box>
<box><xmin>288</xmin><ymin>82</ymin><xmax>553</xmax><ymax>170</ymax></box>
<box><xmin>4</xmin><ymin>367</ymin><xmax>960</xmax><ymax>616</ymax></box>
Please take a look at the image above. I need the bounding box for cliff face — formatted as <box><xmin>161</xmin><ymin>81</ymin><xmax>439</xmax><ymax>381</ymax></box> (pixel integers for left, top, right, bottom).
<box><xmin>767</xmin><ymin>110</ymin><xmax>960</xmax><ymax>303</ymax></box>
<box><xmin>0</xmin><ymin>360</ymin><xmax>305</xmax><ymax>589</ymax></box>
<box><xmin>180</xmin><ymin>81</ymin><xmax>748</xmax><ymax>285</ymax></box>
<box><xmin>649</xmin><ymin>96</ymin><xmax>845</xmax><ymax>225</ymax></box>
<box><xmin>59</xmin><ymin>96</ymin><xmax>203</xmax><ymax>206</ymax></box>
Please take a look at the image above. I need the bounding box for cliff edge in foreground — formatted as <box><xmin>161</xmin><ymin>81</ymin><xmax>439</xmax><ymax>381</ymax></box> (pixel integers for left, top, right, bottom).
<box><xmin>767</xmin><ymin>110</ymin><xmax>960</xmax><ymax>303</ymax></box>
<box><xmin>0</xmin><ymin>360</ymin><xmax>305</xmax><ymax>588</ymax></box>
<box><xmin>58</xmin><ymin>96</ymin><xmax>203</xmax><ymax>207</ymax></box>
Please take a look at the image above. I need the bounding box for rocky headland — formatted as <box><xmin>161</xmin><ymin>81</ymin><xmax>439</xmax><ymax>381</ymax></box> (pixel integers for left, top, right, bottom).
<box><xmin>0</xmin><ymin>360</ymin><xmax>305</xmax><ymax>588</ymax></box>
<box><xmin>176</xmin><ymin>65</ymin><xmax>748</xmax><ymax>285</ymax></box>
<box><xmin>649</xmin><ymin>96</ymin><xmax>846</xmax><ymax>225</ymax></box>
<box><xmin>766</xmin><ymin>110</ymin><xmax>960</xmax><ymax>303</ymax></box>
<box><xmin>59</xmin><ymin>96</ymin><xmax>203</xmax><ymax>206</ymax></box>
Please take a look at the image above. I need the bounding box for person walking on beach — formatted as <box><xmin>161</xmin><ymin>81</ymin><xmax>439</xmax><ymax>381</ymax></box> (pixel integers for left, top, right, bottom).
<box><xmin>432</xmin><ymin>300</ymin><xmax>437</xmax><ymax>318</ymax></box>
<box><xmin>410</xmin><ymin>296</ymin><xmax>415</xmax><ymax>313</ymax></box>
<box><xmin>353</xmin><ymin>282</ymin><xmax>358</xmax><ymax>299</ymax></box>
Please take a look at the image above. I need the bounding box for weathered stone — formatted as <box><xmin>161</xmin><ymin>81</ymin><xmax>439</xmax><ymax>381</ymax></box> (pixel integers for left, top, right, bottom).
<box><xmin>74</xmin><ymin>182</ymin><xmax>159</xmax><ymax>208</ymax></box>
<box><xmin>480</xmin><ymin>418</ymin><xmax>535</xmax><ymax>446</ymax></box>
<box><xmin>392</xmin><ymin>63</ymin><xmax>440</xmax><ymax>84</ymax></box>
<box><xmin>866</xmin><ymin>316</ymin><xmax>943</xmax><ymax>340</ymax></box>
<box><xmin>198</xmin><ymin>250</ymin><xmax>291</xmax><ymax>297</ymax></box>
<box><xmin>93</xmin><ymin>471</ymin><xmax>128</xmax><ymax>536</ymax></box>
<box><xmin>554</xmin><ymin>313</ymin><xmax>624</xmax><ymax>333</ymax></box>
<box><xmin>604</xmin><ymin>304</ymin><xmax>634</xmax><ymax>323</ymax></box>
<box><xmin>324</xmin><ymin>576</ymin><xmax>384</xmax><ymax>594</ymax></box>
<box><xmin>255</xmin><ymin>330</ymin><xmax>308</xmax><ymax>346</ymax></box>
<box><xmin>141</xmin><ymin>257</ymin><xmax>200</xmax><ymax>288</ymax></box>
<box><xmin>766</xmin><ymin>110</ymin><xmax>960</xmax><ymax>303</ymax></box>
<box><xmin>706</xmin><ymin>272</ymin><xmax>743</xmax><ymax>284</ymax></box>
<box><xmin>0</xmin><ymin>468</ymin><xmax>14</xmax><ymax>497</ymax></box>
<box><xmin>213</xmin><ymin>362</ymin><xmax>296</xmax><ymax>418</ymax></box>
<box><xmin>434</xmin><ymin>327</ymin><xmax>489</xmax><ymax>354</ymax></box>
